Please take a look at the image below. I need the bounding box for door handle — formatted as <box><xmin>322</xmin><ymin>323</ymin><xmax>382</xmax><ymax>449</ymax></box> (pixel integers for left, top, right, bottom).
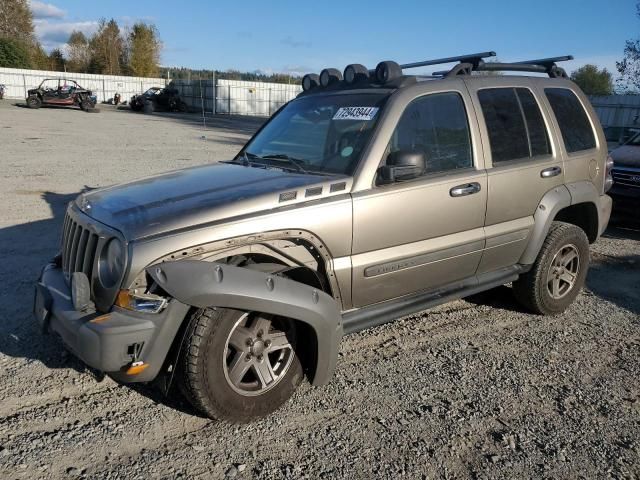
<box><xmin>450</xmin><ymin>182</ymin><xmax>481</xmax><ymax>197</ymax></box>
<box><xmin>540</xmin><ymin>166</ymin><xmax>562</xmax><ymax>178</ymax></box>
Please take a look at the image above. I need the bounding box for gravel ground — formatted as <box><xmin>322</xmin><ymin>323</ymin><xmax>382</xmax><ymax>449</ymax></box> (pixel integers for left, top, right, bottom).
<box><xmin>0</xmin><ymin>100</ymin><xmax>638</xmax><ymax>480</ymax></box>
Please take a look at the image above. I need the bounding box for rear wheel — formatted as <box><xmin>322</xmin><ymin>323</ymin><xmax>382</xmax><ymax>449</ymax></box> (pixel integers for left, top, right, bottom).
<box><xmin>179</xmin><ymin>307</ymin><xmax>303</xmax><ymax>422</ymax></box>
<box><xmin>80</xmin><ymin>98</ymin><xmax>93</xmax><ymax>111</ymax></box>
<box><xmin>27</xmin><ymin>95</ymin><xmax>41</xmax><ymax>109</ymax></box>
<box><xmin>513</xmin><ymin>222</ymin><xmax>589</xmax><ymax>315</ymax></box>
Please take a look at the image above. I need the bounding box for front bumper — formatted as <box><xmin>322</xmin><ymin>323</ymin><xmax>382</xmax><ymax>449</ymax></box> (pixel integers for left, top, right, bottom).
<box><xmin>34</xmin><ymin>263</ymin><xmax>188</xmax><ymax>383</ymax></box>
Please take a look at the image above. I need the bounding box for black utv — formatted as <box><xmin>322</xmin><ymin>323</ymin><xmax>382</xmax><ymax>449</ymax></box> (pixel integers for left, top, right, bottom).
<box><xmin>130</xmin><ymin>87</ymin><xmax>188</xmax><ymax>113</ymax></box>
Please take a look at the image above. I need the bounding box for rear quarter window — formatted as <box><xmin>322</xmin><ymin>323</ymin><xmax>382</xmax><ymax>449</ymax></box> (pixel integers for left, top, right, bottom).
<box><xmin>545</xmin><ymin>88</ymin><xmax>596</xmax><ymax>153</ymax></box>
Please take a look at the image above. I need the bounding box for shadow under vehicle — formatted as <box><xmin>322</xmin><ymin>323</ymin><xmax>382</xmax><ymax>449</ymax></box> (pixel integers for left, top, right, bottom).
<box><xmin>26</xmin><ymin>78</ymin><xmax>97</xmax><ymax>111</ymax></box>
<box><xmin>130</xmin><ymin>87</ymin><xmax>188</xmax><ymax>113</ymax></box>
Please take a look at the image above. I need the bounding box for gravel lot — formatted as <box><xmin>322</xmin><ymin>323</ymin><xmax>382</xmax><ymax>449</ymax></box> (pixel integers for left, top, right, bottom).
<box><xmin>0</xmin><ymin>100</ymin><xmax>638</xmax><ymax>480</ymax></box>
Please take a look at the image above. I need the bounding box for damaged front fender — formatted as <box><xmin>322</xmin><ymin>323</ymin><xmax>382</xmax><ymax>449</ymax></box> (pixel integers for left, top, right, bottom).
<box><xmin>148</xmin><ymin>260</ymin><xmax>343</xmax><ymax>386</ymax></box>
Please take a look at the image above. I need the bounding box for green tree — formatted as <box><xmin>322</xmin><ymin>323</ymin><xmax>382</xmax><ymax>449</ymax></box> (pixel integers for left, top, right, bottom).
<box><xmin>89</xmin><ymin>18</ymin><xmax>124</xmax><ymax>75</ymax></box>
<box><xmin>617</xmin><ymin>1</ymin><xmax>640</xmax><ymax>92</ymax></box>
<box><xmin>0</xmin><ymin>37</ymin><xmax>30</xmax><ymax>67</ymax></box>
<box><xmin>570</xmin><ymin>64</ymin><xmax>613</xmax><ymax>95</ymax></box>
<box><xmin>0</xmin><ymin>0</ymin><xmax>35</xmax><ymax>43</ymax></box>
<box><xmin>48</xmin><ymin>48</ymin><xmax>65</xmax><ymax>71</ymax></box>
<box><xmin>126</xmin><ymin>22</ymin><xmax>161</xmax><ymax>77</ymax></box>
<box><xmin>0</xmin><ymin>0</ymin><xmax>47</xmax><ymax>68</ymax></box>
<box><xmin>66</xmin><ymin>31</ymin><xmax>90</xmax><ymax>73</ymax></box>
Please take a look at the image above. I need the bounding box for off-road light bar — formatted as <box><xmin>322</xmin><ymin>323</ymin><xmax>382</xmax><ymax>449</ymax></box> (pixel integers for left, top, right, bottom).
<box><xmin>302</xmin><ymin>73</ymin><xmax>320</xmax><ymax>91</ymax></box>
<box><xmin>344</xmin><ymin>64</ymin><xmax>370</xmax><ymax>84</ymax></box>
<box><xmin>319</xmin><ymin>68</ymin><xmax>342</xmax><ymax>87</ymax></box>
<box><xmin>375</xmin><ymin>61</ymin><xmax>403</xmax><ymax>84</ymax></box>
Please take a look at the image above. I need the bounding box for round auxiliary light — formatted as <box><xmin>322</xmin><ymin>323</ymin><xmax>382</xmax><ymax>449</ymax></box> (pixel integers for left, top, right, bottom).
<box><xmin>344</xmin><ymin>64</ymin><xmax>370</xmax><ymax>84</ymax></box>
<box><xmin>375</xmin><ymin>60</ymin><xmax>402</xmax><ymax>84</ymax></box>
<box><xmin>98</xmin><ymin>237</ymin><xmax>125</xmax><ymax>288</ymax></box>
<box><xmin>319</xmin><ymin>68</ymin><xmax>343</xmax><ymax>87</ymax></box>
<box><xmin>302</xmin><ymin>73</ymin><xmax>320</xmax><ymax>92</ymax></box>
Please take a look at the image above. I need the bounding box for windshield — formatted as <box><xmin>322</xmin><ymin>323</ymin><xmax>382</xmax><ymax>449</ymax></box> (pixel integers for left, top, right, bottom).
<box><xmin>626</xmin><ymin>131</ymin><xmax>640</xmax><ymax>146</ymax></box>
<box><xmin>237</xmin><ymin>92</ymin><xmax>388</xmax><ymax>175</ymax></box>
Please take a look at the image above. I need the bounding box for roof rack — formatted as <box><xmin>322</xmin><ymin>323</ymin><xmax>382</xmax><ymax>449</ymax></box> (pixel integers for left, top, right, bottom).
<box><xmin>399</xmin><ymin>51</ymin><xmax>496</xmax><ymax>70</ymax></box>
<box><xmin>433</xmin><ymin>54</ymin><xmax>574</xmax><ymax>79</ymax></box>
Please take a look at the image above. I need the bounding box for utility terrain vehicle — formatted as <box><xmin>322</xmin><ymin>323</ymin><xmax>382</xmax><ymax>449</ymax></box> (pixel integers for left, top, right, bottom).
<box><xmin>26</xmin><ymin>78</ymin><xmax>96</xmax><ymax>111</ymax></box>
<box><xmin>35</xmin><ymin>52</ymin><xmax>612</xmax><ymax>421</ymax></box>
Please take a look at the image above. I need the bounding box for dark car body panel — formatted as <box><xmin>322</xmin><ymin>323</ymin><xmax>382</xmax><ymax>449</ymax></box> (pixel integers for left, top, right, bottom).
<box><xmin>76</xmin><ymin>162</ymin><xmax>337</xmax><ymax>240</ymax></box>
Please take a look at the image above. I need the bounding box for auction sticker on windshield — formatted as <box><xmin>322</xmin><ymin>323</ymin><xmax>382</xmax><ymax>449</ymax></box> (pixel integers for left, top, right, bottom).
<box><xmin>333</xmin><ymin>107</ymin><xmax>379</xmax><ymax>121</ymax></box>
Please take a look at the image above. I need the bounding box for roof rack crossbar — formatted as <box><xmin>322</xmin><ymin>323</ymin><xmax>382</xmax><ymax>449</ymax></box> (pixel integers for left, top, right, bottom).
<box><xmin>434</xmin><ymin>54</ymin><xmax>574</xmax><ymax>79</ymax></box>
<box><xmin>511</xmin><ymin>55</ymin><xmax>574</xmax><ymax>66</ymax></box>
<box><xmin>399</xmin><ymin>51</ymin><xmax>496</xmax><ymax>70</ymax></box>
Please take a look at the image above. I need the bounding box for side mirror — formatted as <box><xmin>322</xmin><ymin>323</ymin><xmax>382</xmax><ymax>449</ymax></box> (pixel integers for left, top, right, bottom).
<box><xmin>377</xmin><ymin>150</ymin><xmax>426</xmax><ymax>185</ymax></box>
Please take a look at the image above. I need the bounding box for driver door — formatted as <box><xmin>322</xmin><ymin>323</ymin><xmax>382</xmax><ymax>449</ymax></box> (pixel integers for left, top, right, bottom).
<box><xmin>350</xmin><ymin>90</ymin><xmax>487</xmax><ymax>308</ymax></box>
<box><xmin>42</xmin><ymin>79</ymin><xmax>60</xmax><ymax>103</ymax></box>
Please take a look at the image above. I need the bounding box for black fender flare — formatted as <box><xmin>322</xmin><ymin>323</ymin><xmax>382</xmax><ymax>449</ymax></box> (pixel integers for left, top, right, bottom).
<box><xmin>148</xmin><ymin>260</ymin><xmax>343</xmax><ymax>386</ymax></box>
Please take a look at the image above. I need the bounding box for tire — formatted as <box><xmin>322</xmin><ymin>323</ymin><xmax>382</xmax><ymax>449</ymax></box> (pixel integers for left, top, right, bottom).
<box><xmin>179</xmin><ymin>307</ymin><xmax>303</xmax><ymax>422</ymax></box>
<box><xmin>143</xmin><ymin>100</ymin><xmax>154</xmax><ymax>114</ymax></box>
<box><xmin>513</xmin><ymin>221</ymin><xmax>590</xmax><ymax>315</ymax></box>
<box><xmin>80</xmin><ymin>99</ymin><xmax>93</xmax><ymax>112</ymax></box>
<box><xmin>27</xmin><ymin>96</ymin><xmax>41</xmax><ymax>109</ymax></box>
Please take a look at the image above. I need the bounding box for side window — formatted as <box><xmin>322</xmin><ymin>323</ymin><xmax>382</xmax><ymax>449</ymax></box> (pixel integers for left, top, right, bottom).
<box><xmin>545</xmin><ymin>88</ymin><xmax>596</xmax><ymax>153</ymax></box>
<box><xmin>387</xmin><ymin>92</ymin><xmax>473</xmax><ymax>175</ymax></box>
<box><xmin>478</xmin><ymin>87</ymin><xmax>551</xmax><ymax>164</ymax></box>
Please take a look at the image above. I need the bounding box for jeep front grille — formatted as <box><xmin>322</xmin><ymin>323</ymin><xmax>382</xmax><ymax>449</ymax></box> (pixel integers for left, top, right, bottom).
<box><xmin>612</xmin><ymin>168</ymin><xmax>640</xmax><ymax>189</ymax></box>
<box><xmin>61</xmin><ymin>211</ymin><xmax>99</xmax><ymax>280</ymax></box>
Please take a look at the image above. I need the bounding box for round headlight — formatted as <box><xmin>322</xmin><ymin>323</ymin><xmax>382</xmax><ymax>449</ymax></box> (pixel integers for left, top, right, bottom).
<box><xmin>99</xmin><ymin>238</ymin><xmax>125</xmax><ymax>288</ymax></box>
<box><xmin>375</xmin><ymin>60</ymin><xmax>402</xmax><ymax>84</ymax></box>
<box><xmin>302</xmin><ymin>73</ymin><xmax>320</xmax><ymax>91</ymax></box>
<box><xmin>344</xmin><ymin>64</ymin><xmax>369</xmax><ymax>84</ymax></box>
<box><xmin>319</xmin><ymin>68</ymin><xmax>343</xmax><ymax>87</ymax></box>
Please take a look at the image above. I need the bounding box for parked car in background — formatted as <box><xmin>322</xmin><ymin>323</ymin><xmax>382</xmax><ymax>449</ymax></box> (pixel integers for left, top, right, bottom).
<box><xmin>26</xmin><ymin>79</ymin><xmax>96</xmax><ymax>111</ymax></box>
<box><xmin>130</xmin><ymin>87</ymin><xmax>188</xmax><ymax>112</ymax></box>
<box><xmin>609</xmin><ymin>132</ymin><xmax>640</xmax><ymax>221</ymax></box>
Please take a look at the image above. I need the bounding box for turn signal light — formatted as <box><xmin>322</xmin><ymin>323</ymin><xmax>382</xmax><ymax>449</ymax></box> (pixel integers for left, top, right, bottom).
<box><xmin>115</xmin><ymin>290</ymin><xmax>168</xmax><ymax>314</ymax></box>
<box><xmin>125</xmin><ymin>361</ymin><xmax>149</xmax><ymax>375</ymax></box>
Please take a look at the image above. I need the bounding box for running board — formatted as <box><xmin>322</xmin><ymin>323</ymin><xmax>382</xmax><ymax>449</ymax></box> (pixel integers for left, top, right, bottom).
<box><xmin>341</xmin><ymin>265</ymin><xmax>526</xmax><ymax>335</ymax></box>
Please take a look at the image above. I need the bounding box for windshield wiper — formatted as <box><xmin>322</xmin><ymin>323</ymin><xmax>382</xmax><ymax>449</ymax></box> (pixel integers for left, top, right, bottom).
<box><xmin>259</xmin><ymin>154</ymin><xmax>310</xmax><ymax>174</ymax></box>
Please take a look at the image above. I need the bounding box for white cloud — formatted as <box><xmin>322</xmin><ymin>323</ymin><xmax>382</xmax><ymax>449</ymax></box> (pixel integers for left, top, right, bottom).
<box><xmin>34</xmin><ymin>19</ymin><xmax>99</xmax><ymax>51</ymax></box>
<box><xmin>30</xmin><ymin>1</ymin><xmax>65</xmax><ymax>19</ymax></box>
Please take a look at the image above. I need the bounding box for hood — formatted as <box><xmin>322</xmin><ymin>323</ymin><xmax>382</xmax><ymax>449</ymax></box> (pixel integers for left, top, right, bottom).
<box><xmin>610</xmin><ymin>145</ymin><xmax>640</xmax><ymax>169</ymax></box>
<box><xmin>77</xmin><ymin>162</ymin><xmax>341</xmax><ymax>240</ymax></box>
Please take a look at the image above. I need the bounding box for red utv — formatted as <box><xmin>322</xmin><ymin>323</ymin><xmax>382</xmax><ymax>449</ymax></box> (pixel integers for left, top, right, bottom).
<box><xmin>26</xmin><ymin>78</ymin><xmax>97</xmax><ymax>111</ymax></box>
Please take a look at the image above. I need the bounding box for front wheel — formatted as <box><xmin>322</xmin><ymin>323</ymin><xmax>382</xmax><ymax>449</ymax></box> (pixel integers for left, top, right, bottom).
<box><xmin>513</xmin><ymin>222</ymin><xmax>590</xmax><ymax>315</ymax></box>
<box><xmin>27</xmin><ymin>95</ymin><xmax>41</xmax><ymax>108</ymax></box>
<box><xmin>179</xmin><ymin>307</ymin><xmax>303</xmax><ymax>422</ymax></box>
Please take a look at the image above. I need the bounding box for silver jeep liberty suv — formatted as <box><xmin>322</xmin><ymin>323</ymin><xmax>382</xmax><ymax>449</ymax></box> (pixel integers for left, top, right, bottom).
<box><xmin>34</xmin><ymin>52</ymin><xmax>613</xmax><ymax>422</ymax></box>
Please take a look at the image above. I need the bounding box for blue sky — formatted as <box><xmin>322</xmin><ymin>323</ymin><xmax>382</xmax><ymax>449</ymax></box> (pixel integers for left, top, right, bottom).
<box><xmin>31</xmin><ymin>0</ymin><xmax>638</xmax><ymax>78</ymax></box>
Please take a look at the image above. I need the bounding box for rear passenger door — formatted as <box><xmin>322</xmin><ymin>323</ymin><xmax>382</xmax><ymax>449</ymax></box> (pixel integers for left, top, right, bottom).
<box><xmin>544</xmin><ymin>87</ymin><xmax>602</xmax><ymax>188</ymax></box>
<box><xmin>466</xmin><ymin>80</ymin><xmax>563</xmax><ymax>274</ymax></box>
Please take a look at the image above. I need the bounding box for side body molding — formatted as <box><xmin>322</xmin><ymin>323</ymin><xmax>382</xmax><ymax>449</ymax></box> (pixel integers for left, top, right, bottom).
<box><xmin>519</xmin><ymin>185</ymin><xmax>572</xmax><ymax>265</ymax></box>
<box><xmin>148</xmin><ymin>260</ymin><xmax>343</xmax><ymax>386</ymax></box>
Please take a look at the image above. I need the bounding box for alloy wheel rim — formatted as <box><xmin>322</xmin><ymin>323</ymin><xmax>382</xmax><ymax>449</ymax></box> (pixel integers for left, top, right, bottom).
<box><xmin>223</xmin><ymin>312</ymin><xmax>295</xmax><ymax>396</ymax></box>
<box><xmin>547</xmin><ymin>244</ymin><xmax>580</xmax><ymax>300</ymax></box>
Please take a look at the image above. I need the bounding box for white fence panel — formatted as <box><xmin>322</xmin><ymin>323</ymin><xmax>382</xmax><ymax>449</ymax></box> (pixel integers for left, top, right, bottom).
<box><xmin>0</xmin><ymin>67</ymin><xmax>302</xmax><ymax>117</ymax></box>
